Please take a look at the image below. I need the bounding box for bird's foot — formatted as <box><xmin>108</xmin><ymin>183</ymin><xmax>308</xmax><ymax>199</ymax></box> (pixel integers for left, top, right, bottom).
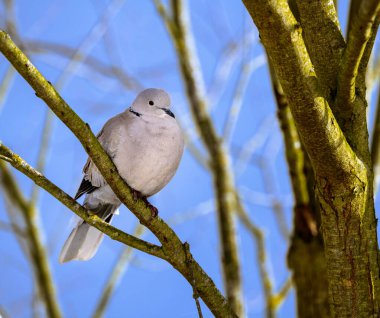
<box><xmin>131</xmin><ymin>188</ymin><xmax>158</xmax><ymax>218</ymax></box>
<box><xmin>131</xmin><ymin>188</ymin><xmax>142</xmax><ymax>201</ymax></box>
<box><xmin>144</xmin><ymin>198</ymin><xmax>158</xmax><ymax>218</ymax></box>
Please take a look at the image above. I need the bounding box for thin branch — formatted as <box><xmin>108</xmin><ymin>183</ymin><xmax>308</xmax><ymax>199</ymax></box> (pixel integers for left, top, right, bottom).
<box><xmin>175</xmin><ymin>113</ymin><xmax>209</xmax><ymax>170</ymax></box>
<box><xmin>270</xmin><ymin>277</ymin><xmax>293</xmax><ymax>310</ymax></box>
<box><xmin>92</xmin><ymin>198</ymin><xmax>216</xmax><ymax>318</ymax></box>
<box><xmin>92</xmin><ymin>224</ymin><xmax>146</xmax><ymax>318</ymax></box>
<box><xmin>237</xmin><ymin>193</ymin><xmax>293</xmax><ymax>314</ymax></box>
<box><xmin>30</xmin><ymin>109</ymin><xmax>55</xmax><ymax>205</ymax></box>
<box><xmin>235</xmin><ymin>194</ymin><xmax>275</xmax><ymax>318</ymax></box>
<box><xmin>234</xmin><ymin>115</ymin><xmax>275</xmax><ymax>177</ymax></box>
<box><xmin>258</xmin><ymin>155</ymin><xmax>290</xmax><ymax>239</ymax></box>
<box><xmin>208</xmin><ymin>35</ymin><xmax>255</xmax><ymax>111</ymax></box>
<box><xmin>153</xmin><ymin>0</ymin><xmax>172</xmax><ymax>24</ymax></box>
<box><xmin>223</xmin><ymin>54</ymin><xmax>266</xmax><ymax>144</ymax></box>
<box><xmin>0</xmin><ymin>30</ymin><xmax>237</xmax><ymax>317</ymax></box>
<box><xmin>0</xmin><ymin>220</ymin><xmax>24</xmax><ymax>237</ymax></box>
<box><xmin>0</xmin><ymin>182</ymin><xmax>31</xmax><ymax>262</ymax></box>
<box><xmin>54</xmin><ymin>0</ymin><xmax>127</xmax><ymax>91</ymax></box>
<box><xmin>0</xmin><ymin>64</ymin><xmax>15</xmax><ymax>114</ymax></box>
<box><xmin>0</xmin><ymin>161</ymin><xmax>62</xmax><ymax>318</ymax></box>
<box><xmin>26</xmin><ymin>40</ymin><xmax>141</xmax><ymax>91</ymax></box>
<box><xmin>338</xmin><ymin>0</ymin><xmax>380</xmax><ymax>104</ymax></box>
<box><xmin>0</xmin><ymin>144</ymin><xmax>165</xmax><ymax>259</ymax></box>
<box><xmin>154</xmin><ymin>1</ymin><xmax>244</xmax><ymax>314</ymax></box>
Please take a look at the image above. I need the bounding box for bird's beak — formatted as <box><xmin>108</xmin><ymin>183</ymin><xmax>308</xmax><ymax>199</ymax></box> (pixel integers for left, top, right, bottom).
<box><xmin>160</xmin><ymin>108</ymin><xmax>175</xmax><ymax>118</ymax></box>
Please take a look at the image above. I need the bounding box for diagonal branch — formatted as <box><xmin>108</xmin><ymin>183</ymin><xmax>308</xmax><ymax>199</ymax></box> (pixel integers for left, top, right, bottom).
<box><xmin>0</xmin><ymin>144</ymin><xmax>164</xmax><ymax>259</ymax></box>
<box><xmin>338</xmin><ymin>0</ymin><xmax>380</xmax><ymax>104</ymax></box>
<box><xmin>242</xmin><ymin>0</ymin><xmax>361</xmax><ymax>180</ymax></box>
<box><xmin>0</xmin><ymin>29</ymin><xmax>236</xmax><ymax>318</ymax></box>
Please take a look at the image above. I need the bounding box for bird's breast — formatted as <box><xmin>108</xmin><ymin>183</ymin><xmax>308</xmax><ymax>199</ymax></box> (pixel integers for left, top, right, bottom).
<box><xmin>114</xmin><ymin>118</ymin><xmax>184</xmax><ymax>196</ymax></box>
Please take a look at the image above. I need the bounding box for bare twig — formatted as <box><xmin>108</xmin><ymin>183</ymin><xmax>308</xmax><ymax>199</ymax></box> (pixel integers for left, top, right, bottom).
<box><xmin>223</xmin><ymin>54</ymin><xmax>266</xmax><ymax>144</ymax></box>
<box><xmin>234</xmin><ymin>115</ymin><xmax>275</xmax><ymax>177</ymax></box>
<box><xmin>54</xmin><ymin>0</ymin><xmax>127</xmax><ymax>91</ymax></box>
<box><xmin>30</xmin><ymin>109</ymin><xmax>55</xmax><ymax>205</ymax></box>
<box><xmin>270</xmin><ymin>277</ymin><xmax>292</xmax><ymax>310</ymax></box>
<box><xmin>0</xmin><ymin>64</ymin><xmax>15</xmax><ymax>114</ymax></box>
<box><xmin>0</xmin><ymin>161</ymin><xmax>62</xmax><ymax>318</ymax></box>
<box><xmin>92</xmin><ymin>224</ymin><xmax>146</xmax><ymax>318</ymax></box>
<box><xmin>153</xmin><ymin>1</ymin><xmax>244</xmax><ymax>314</ymax></box>
<box><xmin>235</xmin><ymin>194</ymin><xmax>275</xmax><ymax>318</ymax></box>
<box><xmin>258</xmin><ymin>133</ymin><xmax>289</xmax><ymax>239</ymax></box>
<box><xmin>26</xmin><ymin>40</ymin><xmax>141</xmax><ymax>91</ymax></box>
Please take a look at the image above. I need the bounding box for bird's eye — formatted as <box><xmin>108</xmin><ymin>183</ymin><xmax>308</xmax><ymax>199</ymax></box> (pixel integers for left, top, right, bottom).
<box><xmin>149</xmin><ymin>100</ymin><xmax>154</xmax><ymax>106</ymax></box>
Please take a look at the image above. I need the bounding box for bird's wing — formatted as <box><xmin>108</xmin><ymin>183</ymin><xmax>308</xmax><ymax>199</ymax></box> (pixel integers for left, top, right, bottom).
<box><xmin>74</xmin><ymin>114</ymin><xmax>127</xmax><ymax>200</ymax></box>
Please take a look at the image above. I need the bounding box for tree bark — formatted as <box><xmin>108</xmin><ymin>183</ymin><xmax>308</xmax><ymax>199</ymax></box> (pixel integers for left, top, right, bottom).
<box><xmin>269</xmin><ymin>65</ymin><xmax>330</xmax><ymax>317</ymax></box>
<box><xmin>243</xmin><ymin>1</ymin><xmax>380</xmax><ymax>316</ymax></box>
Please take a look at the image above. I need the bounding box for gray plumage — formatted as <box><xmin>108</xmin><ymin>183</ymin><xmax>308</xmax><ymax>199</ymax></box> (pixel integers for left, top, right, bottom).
<box><xmin>60</xmin><ymin>88</ymin><xmax>184</xmax><ymax>263</ymax></box>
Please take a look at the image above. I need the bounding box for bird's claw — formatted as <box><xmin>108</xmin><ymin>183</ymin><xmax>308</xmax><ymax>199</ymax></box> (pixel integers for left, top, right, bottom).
<box><xmin>147</xmin><ymin>204</ymin><xmax>158</xmax><ymax>218</ymax></box>
<box><xmin>132</xmin><ymin>189</ymin><xmax>158</xmax><ymax>218</ymax></box>
<box><xmin>132</xmin><ymin>189</ymin><xmax>142</xmax><ymax>201</ymax></box>
<box><xmin>142</xmin><ymin>197</ymin><xmax>158</xmax><ymax>218</ymax></box>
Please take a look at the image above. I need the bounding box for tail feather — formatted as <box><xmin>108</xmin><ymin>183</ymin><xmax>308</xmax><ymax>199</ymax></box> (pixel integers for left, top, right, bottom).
<box><xmin>59</xmin><ymin>204</ymin><xmax>118</xmax><ymax>263</ymax></box>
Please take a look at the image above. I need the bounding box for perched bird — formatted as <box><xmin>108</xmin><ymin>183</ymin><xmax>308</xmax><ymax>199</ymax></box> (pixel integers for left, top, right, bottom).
<box><xmin>60</xmin><ymin>88</ymin><xmax>184</xmax><ymax>263</ymax></box>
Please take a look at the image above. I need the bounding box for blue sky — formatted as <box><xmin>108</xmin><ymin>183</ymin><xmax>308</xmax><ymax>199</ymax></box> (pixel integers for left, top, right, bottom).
<box><xmin>0</xmin><ymin>1</ymin><xmax>377</xmax><ymax>317</ymax></box>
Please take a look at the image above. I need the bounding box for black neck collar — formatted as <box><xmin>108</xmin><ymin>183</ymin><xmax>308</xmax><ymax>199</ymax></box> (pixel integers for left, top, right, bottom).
<box><xmin>129</xmin><ymin>108</ymin><xmax>142</xmax><ymax>117</ymax></box>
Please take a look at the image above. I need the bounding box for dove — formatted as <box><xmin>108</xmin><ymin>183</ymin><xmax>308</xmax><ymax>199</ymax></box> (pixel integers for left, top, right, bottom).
<box><xmin>59</xmin><ymin>88</ymin><xmax>184</xmax><ymax>263</ymax></box>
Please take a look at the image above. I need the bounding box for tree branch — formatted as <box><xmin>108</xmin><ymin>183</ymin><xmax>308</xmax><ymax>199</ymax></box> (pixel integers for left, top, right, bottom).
<box><xmin>295</xmin><ymin>0</ymin><xmax>345</xmax><ymax>98</ymax></box>
<box><xmin>0</xmin><ymin>161</ymin><xmax>62</xmax><ymax>318</ymax></box>
<box><xmin>242</xmin><ymin>0</ymin><xmax>361</xmax><ymax>180</ymax></box>
<box><xmin>0</xmin><ymin>144</ymin><xmax>165</xmax><ymax>259</ymax></box>
<box><xmin>0</xmin><ymin>64</ymin><xmax>15</xmax><ymax>113</ymax></box>
<box><xmin>26</xmin><ymin>40</ymin><xmax>141</xmax><ymax>91</ymax></box>
<box><xmin>235</xmin><ymin>195</ymin><xmax>275</xmax><ymax>318</ymax></box>
<box><xmin>92</xmin><ymin>224</ymin><xmax>145</xmax><ymax>318</ymax></box>
<box><xmin>0</xmin><ymin>29</ymin><xmax>236</xmax><ymax>317</ymax></box>
<box><xmin>268</xmin><ymin>62</ymin><xmax>330</xmax><ymax>317</ymax></box>
<box><xmin>338</xmin><ymin>0</ymin><xmax>380</xmax><ymax>104</ymax></box>
<box><xmin>243</xmin><ymin>2</ymin><xmax>380</xmax><ymax>316</ymax></box>
<box><xmin>154</xmin><ymin>1</ymin><xmax>244</xmax><ymax>315</ymax></box>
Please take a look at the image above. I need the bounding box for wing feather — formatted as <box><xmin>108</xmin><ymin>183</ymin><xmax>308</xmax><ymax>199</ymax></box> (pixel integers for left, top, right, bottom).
<box><xmin>75</xmin><ymin>113</ymin><xmax>127</xmax><ymax>198</ymax></box>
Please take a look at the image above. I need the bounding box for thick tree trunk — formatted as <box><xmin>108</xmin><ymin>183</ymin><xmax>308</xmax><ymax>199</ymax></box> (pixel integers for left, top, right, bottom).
<box><xmin>272</xmin><ymin>71</ymin><xmax>330</xmax><ymax>317</ymax></box>
<box><xmin>243</xmin><ymin>0</ymin><xmax>380</xmax><ymax>316</ymax></box>
<box><xmin>288</xmin><ymin>237</ymin><xmax>330</xmax><ymax>317</ymax></box>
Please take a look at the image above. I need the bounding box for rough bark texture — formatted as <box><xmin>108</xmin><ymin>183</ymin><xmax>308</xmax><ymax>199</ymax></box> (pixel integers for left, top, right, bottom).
<box><xmin>243</xmin><ymin>1</ymin><xmax>380</xmax><ymax>317</ymax></box>
<box><xmin>270</xmin><ymin>66</ymin><xmax>330</xmax><ymax>317</ymax></box>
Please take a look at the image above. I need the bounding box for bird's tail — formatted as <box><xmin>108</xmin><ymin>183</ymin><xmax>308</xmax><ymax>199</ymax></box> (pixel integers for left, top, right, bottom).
<box><xmin>59</xmin><ymin>204</ymin><xmax>118</xmax><ymax>263</ymax></box>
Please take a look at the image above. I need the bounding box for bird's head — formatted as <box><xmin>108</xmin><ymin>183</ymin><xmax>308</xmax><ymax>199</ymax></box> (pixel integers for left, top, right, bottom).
<box><xmin>130</xmin><ymin>88</ymin><xmax>175</xmax><ymax>118</ymax></box>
